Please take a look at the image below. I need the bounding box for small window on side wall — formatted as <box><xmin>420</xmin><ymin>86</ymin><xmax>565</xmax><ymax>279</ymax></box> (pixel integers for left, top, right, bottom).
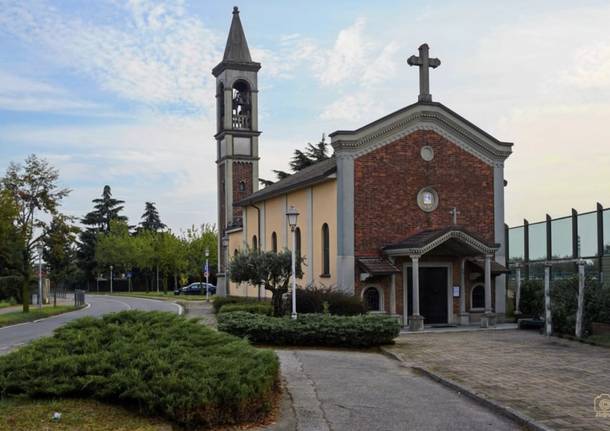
<box><xmin>252</xmin><ymin>235</ymin><xmax>258</xmax><ymax>251</ymax></box>
<box><xmin>363</xmin><ymin>287</ymin><xmax>381</xmax><ymax>311</ymax></box>
<box><xmin>271</xmin><ymin>232</ymin><xmax>277</xmax><ymax>253</ymax></box>
<box><xmin>321</xmin><ymin>223</ymin><xmax>330</xmax><ymax>276</ymax></box>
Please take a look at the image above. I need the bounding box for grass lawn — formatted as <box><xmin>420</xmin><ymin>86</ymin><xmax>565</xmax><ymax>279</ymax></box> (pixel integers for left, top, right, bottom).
<box><xmin>0</xmin><ymin>398</ymin><xmax>172</xmax><ymax>431</ymax></box>
<box><xmin>587</xmin><ymin>334</ymin><xmax>610</xmax><ymax>347</ymax></box>
<box><xmin>0</xmin><ymin>305</ymin><xmax>79</xmax><ymax>327</ymax></box>
<box><xmin>105</xmin><ymin>291</ymin><xmax>210</xmax><ymax>301</ymax></box>
<box><xmin>0</xmin><ymin>301</ymin><xmax>15</xmax><ymax>309</ymax></box>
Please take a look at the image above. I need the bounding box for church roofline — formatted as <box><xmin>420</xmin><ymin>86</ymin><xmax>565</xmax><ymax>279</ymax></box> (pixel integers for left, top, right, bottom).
<box><xmin>236</xmin><ymin>157</ymin><xmax>337</xmax><ymax>206</ymax></box>
<box><xmin>329</xmin><ymin>101</ymin><xmax>512</xmax><ymax>164</ymax></box>
<box><xmin>329</xmin><ymin>102</ymin><xmax>512</xmax><ymax>147</ymax></box>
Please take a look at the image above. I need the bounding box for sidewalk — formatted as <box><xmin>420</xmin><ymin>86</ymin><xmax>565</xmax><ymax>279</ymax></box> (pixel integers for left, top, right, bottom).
<box><xmin>383</xmin><ymin>329</ymin><xmax>610</xmax><ymax>431</ymax></box>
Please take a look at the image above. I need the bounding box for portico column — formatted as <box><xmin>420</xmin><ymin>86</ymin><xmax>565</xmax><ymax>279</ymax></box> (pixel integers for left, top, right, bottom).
<box><xmin>409</xmin><ymin>255</ymin><xmax>424</xmax><ymax>331</ymax></box>
<box><xmin>484</xmin><ymin>254</ymin><xmax>492</xmax><ymax>313</ymax></box>
<box><xmin>459</xmin><ymin>258</ymin><xmax>469</xmax><ymax>325</ymax></box>
<box><xmin>480</xmin><ymin>254</ymin><xmax>496</xmax><ymax>328</ymax></box>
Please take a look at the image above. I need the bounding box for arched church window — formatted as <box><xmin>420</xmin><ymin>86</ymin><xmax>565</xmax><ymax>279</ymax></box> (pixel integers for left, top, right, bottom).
<box><xmin>471</xmin><ymin>284</ymin><xmax>485</xmax><ymax>309</ymax></box>
<box><xmin>271</xmin><ymin>232</ymin><xmax>277</xmax><ymax>253</ymax></box>
<box><xmin>363</xmin><ymin>287</ymin><xmax>381</xmax><ymax>311</ymax></box>
<box><xmin>234</xmin><ymin>249</ymin><xmax>238</xmax><ymax>257</ymax></box>
<box><xmin>321</xmin><ymin>223</ymin><xmax>330</xmax><ymax>276</ymax></box>
<box><xmin>252</xmin><ymin>235</ymin><xmax>258</xmax><ymax>251</ymax></box>
<box><xmin>239</xmin><ymin>180</ymin><xmax>246</xmax><ymax>192</ymax></box>
<box><xmin>232</xmin><ymin>80</ymin><xmax>251</xmax><ymax>130</ymax></box>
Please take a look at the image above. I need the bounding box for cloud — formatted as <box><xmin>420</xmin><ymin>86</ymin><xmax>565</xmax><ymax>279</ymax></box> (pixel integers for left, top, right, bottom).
<box><xmin>0</xmin><ymin>0</ymin><xmax>221</xmax><ymax>113</ymax></box>
<box><xmin>0</xmin><ymin>70</ymin><xmax>105</xmax><ymax>113</ymax></box>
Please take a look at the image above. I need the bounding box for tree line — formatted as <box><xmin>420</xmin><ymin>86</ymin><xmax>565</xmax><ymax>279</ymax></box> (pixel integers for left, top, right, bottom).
<box><xmin>0</xmin><ymin>154</ymin><xmax>217</xmax><ymax>312</ymax></box>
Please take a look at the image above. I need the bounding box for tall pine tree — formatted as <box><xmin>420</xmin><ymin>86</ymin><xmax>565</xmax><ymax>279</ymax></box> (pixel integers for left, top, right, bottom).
<box><xmin>139</xmin><ymin>202</ymin><xmax>166</xmax><ymax>232</ymax></box>
<box><xmin>260</xmin><ymin>134</ymin><xmax>331</xmax><ymax>186</ymax></box>
<box><xmin>77</xmin><ymin>185</ymin><xmax>127</xmax><ymax>286</ymax></box>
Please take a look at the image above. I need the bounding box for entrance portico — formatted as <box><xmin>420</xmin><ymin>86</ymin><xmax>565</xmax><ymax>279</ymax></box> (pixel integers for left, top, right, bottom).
<box><xmin>384</xmin><ymin>227</ymin><xmax>504</xmax><ymax>331</ymax></box>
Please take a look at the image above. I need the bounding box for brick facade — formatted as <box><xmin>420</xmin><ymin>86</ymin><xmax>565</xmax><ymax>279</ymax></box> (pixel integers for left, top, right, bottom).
<box><xmin>231</xmin><ymin>161</ymin><xmax>253</xmax><ymax>223</ymax></box>
<box><xmin>354</xmin><ymin>130</ymin><xmax>494</xmax><ymax>257</ymax></box>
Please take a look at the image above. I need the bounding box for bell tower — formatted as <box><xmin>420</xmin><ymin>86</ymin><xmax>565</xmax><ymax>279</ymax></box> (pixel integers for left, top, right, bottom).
<box><xmin>213</xmin><ymin>6</ymin><xmax>261</xmax><ymax>295</ymax></box>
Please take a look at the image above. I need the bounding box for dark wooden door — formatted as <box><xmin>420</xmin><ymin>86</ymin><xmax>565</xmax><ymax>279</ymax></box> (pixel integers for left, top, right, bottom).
<box><xmin>407</xmin><ymin>267</ymin><xmax>448</xmax><ymax>325</ymax></box>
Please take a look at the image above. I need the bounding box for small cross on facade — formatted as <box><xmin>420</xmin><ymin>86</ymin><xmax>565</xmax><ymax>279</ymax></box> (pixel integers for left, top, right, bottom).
<box><xmin>407</xmin><ymin>43</ymin><xmax>441</xmax><ymax>103</ymax></box>
<box><xmin>450</xmin><ymin>207</ymin><xmax>460</xmax><ymax>225</ymax></box>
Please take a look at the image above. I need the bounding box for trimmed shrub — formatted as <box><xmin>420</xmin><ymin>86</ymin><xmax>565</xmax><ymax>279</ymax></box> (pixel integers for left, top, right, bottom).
<box><xmin>0</xmin><ymin>311</ymin><xmax>279</xmax><ymax>429</ymax></box>
<box><xmin>212</xmin><ymin>295</ymin><xmax>262</xmax><ymax>313</ymax></box>
<box><xmin>219</xmin><ymin>302</ymin><xmax>273</xmax><ymax>315</ymax></box>
<box><xmin>218</xmin><ymin>311</ymin><xmax>401</xmax><ymax>347</ymax></box>
<box><xmin>518</xmin><ymin>277</ymin><xmax>610</xmax><ymax>335</ymax></box>
<box><xmin>287</xmin><ymin>286</ymin><xmax>365</xmax><ymax>316</ymax></box>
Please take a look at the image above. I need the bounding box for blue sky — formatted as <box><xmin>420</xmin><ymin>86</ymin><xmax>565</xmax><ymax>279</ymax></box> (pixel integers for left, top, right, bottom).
<box><xmin>1</xmin><ymin>0</ymin><xmax>610</xmax><ymax>232</ymax></box>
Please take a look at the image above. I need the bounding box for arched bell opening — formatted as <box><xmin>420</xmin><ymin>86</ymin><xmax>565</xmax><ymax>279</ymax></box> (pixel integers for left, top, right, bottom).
<box><xmin>232</xmin><ymin>80</ymin><xmax>251</xmax><ymax>130</ymax></box>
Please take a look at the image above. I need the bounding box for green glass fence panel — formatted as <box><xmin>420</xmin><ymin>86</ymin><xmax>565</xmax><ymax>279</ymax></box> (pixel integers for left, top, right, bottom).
<box><xmin>529</xmin><ymin>222</ymin><xmax>546</xmax><ymax>261</ymax></box>
<box><xmin>551</xmin><ymin>217</ymin><xmax>572</xmax><ymax>259</ymax></box>
<box><xmin>604</xmin><ymin>209</ymin><xmax>610</xmax><ymax>256</ymax></box>
<box><xmin>577</xmin><ymin>212</ymin><xmax>598</xmax><ymax>258</ymax></box>
<box><xmin>508</xmin><ymin>226</ymin><xmax>524</xmax><ymax>260</ymax></box>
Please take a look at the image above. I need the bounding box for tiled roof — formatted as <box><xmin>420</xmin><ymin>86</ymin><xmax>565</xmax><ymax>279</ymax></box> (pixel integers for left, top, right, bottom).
<box><xmin>467</xmin><ymin>258</ymin><xmax>510</xmax><ymax>274</ymax></box>
<box><xmin>357</xmin><ymin>257</ymin><xmax>400</xmax><ymax>275</ymax></box>
<box><xmin>237</xmin><ymin>157</ymin><xmax>337</xmax><ymax>206</ymax></box>
<box><xmin>383</xmin><ymin>226</ymin><xmax>498</xmax><ymax>251</ymax></box>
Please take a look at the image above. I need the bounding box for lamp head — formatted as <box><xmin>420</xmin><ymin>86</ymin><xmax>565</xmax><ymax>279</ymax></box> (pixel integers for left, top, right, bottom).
<box><xmin>286</xmin><ymin>205</ymin><xmax>299</xmax><ymax>229</ymax></box>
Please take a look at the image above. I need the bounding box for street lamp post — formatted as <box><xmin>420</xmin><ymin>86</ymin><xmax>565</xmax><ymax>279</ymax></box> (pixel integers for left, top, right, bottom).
<box><xmin>205</xmin><ymin>247</ymin><xmax>210</xmax><ymax>302</ymax></box>
<box><xmin>286</xmin><ymin>206</ymin><xmax>299</xmax><ymax>319</ymax></box>
<box><xmin>36</xmin><ymin>244</ymin><xmax>44</xmax><ymax>308</ymax></box>
<box><xmin>110</xmin><ymin>265</ymin><xmax>113</xmax><ymax>294</ymax></box>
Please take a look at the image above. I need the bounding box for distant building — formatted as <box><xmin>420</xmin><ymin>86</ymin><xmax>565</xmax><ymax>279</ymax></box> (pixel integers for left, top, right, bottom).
<box><xmin>213</xmin><ymin>8</ymin><xmax>513</xmax><ymax>329</ymax></box>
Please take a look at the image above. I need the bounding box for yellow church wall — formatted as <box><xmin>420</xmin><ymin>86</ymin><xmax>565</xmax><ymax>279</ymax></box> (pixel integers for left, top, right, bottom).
<box><xmin>311</xmin><ymin>180</ymin><xmax>337</xmax><ymax>287</ymax></box>
<box><xmin>264</xmin><ymin>195</ymin><xmax>285</xmax><ymax>250</ymax></box>
<box><xmin>224</xmin><ymin>178</ymin><xmax>337</xmax><ymax>297</ymax></box>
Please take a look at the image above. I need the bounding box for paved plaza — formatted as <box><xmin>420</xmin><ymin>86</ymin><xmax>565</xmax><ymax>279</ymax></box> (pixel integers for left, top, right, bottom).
<box><xmin>385</xmin><ymin>330</ymin><xmax>610</xmax><ymax>431</ymax></box>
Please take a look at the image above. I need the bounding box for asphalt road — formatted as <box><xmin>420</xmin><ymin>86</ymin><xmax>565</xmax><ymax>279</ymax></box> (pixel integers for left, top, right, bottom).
<box><xmin>0</xmin><ymin>295</ymin><xmax>181</xmax><ymax>355</ymax></box>
<box><xmin>273</xmin><ymin>349</ymin><xmax>519</xmax><ymax>431</ymax></box>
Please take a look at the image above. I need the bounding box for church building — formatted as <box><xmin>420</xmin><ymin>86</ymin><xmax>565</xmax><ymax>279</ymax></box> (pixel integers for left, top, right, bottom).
<box><xmin>213</xmin><ymin>8</ymin><xmax>513</xmax><ymax>330</ymax></box>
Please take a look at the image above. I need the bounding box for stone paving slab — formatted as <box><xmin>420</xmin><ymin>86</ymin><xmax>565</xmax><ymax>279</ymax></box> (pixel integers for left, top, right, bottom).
<box><xmin>385</xmin><ymin>329</ymin><xmax>610</xmax><ymax>431</ymax></box>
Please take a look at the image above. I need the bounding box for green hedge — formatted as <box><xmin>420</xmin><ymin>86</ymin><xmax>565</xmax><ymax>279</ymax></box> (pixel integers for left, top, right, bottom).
<box><xmin>219</xmin><ymin>302</ymin><xmax>273</xmax><ymax>315</ymax></box>
<box><xmin>218</xmin><ymin>312</ymin><xmax>401</xmax><ymax>347</ymax></box>
<box><xmin>212</xmin><ymin>295</ymin><xmax>263</xmax><ymax>313</ymax></box>
<box><xmin>0</xmin><ymin>311</ymin><xmax>279</xmax><ymax>429</ymax></box>
<box><xmin>519</xmin><ymin>277</ymin><xmax>610</xmax><ymax>335</ymax></box>
<box><xmin>287</xmin><ymin>287</ymin><xmax>365</xmax><ymax>316</ymax></box>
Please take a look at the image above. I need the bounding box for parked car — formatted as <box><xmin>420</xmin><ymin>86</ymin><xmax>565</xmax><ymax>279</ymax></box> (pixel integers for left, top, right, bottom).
<box><xmin>174</xmin><ymin>282</ymin><xmax>216</xmax><ymax>296</ymax></box>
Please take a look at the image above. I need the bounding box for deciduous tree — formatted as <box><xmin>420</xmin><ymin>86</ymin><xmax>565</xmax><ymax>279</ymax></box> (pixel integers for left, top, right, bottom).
<box><xmin>1</xmin><ymin>155</ymin><xmax>70</xmax><ymax>312</ymax></box>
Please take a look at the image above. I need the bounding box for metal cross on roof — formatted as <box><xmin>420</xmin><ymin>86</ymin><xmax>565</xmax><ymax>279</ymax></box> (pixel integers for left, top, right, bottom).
<box><xmin>450</xmin><ymin>207</ymin><xmax>461</xmax><ymax>225</ymax></box>
<box><xmin>407</xmin><ymin>43</ymin><xmax>441</xmax><ymax>103</ymax></box>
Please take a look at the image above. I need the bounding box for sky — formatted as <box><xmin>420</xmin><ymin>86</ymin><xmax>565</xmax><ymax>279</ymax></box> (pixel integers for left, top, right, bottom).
<box><xmin>1</xmin><ymin>0</ymin><xmax>609</xmax><ymax>232</ymax></box>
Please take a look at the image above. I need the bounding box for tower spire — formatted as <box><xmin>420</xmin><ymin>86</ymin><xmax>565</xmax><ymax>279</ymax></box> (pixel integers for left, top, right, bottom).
<box><xmin>222</xmin><ymin>6</ymin><xmax>253</xmax><ymax>63</ymax></box>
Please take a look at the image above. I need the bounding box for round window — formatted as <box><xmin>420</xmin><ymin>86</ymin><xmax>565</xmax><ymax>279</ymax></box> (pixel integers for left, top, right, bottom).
<box><xmin>420</xmin><ymin>145</ymin><xmax>434</xmax><ymax>161</ymax></box>
<box><xmin>417</xmin><ymin>187</ymin><xmax>439</xmax><ymax>212</ymax></box>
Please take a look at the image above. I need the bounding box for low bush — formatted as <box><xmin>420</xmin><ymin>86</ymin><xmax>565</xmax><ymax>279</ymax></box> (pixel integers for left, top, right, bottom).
<box><xmin>218</xmin><ymin>311</ymin><xmax>401</xmax><ymax>347</ymax></box>
<box><xmin>0</xmin><ymin>311</ymin><xmax>279</xmax><ymax>429</ymax></box>
<box><xmin>518</xmin><ymin>276</ymin><xmax>610</xmax><ymax>335</ymax></box>
<box><xmin>287</xmin><ymin>286</ymin><xmax>365</xmax><ymax>316</ymax></box>
<box><xmin>212</xmin><ymin>295</ymin><xmax>262</xmax><ymax>313</ymax></box>
<box><xmin>219</xmin><ymin>302</ymin><xmax>273</xmax><ymax>315</ymax></box>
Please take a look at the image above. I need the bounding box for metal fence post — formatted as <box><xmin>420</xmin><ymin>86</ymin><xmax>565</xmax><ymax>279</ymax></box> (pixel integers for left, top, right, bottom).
<box><xmin>575</xmin><ymin>260</ymin><xmax>586</xmax><ymax>338</ymax></box>
<box><xmin>544</xmin><ymin>263</ymin><xmax>552</xmax><ymax>336</ymax></box>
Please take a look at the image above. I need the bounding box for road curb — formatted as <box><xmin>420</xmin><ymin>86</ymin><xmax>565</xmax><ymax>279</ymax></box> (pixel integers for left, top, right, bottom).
<box><xmin>379</xmin><ymin>346</ymin><xmax>553</xmax><ymax>431</ymax></box>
